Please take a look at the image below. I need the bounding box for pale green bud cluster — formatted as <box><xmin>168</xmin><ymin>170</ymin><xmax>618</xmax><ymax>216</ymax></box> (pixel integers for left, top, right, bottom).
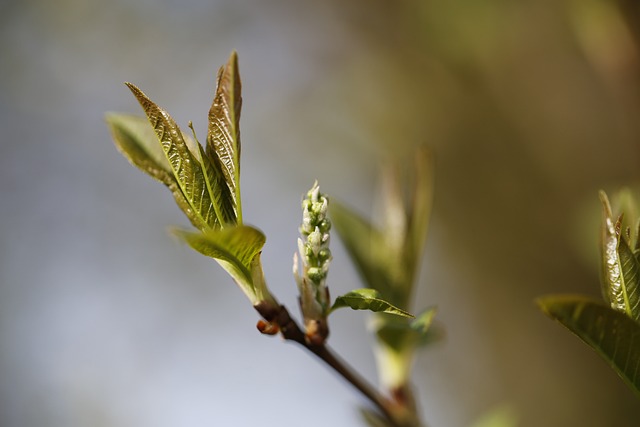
<box><xmin>293</xmin><ymin>181</ymin><xmax>332</xmax><ymax>342</ymax></box>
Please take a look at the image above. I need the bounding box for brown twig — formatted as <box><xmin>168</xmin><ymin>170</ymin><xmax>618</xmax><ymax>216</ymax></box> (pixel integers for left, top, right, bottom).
<box><xmin>254</xmin><ymin>302</ymin><xmax>403</xmax><ymax>427</ymax></box>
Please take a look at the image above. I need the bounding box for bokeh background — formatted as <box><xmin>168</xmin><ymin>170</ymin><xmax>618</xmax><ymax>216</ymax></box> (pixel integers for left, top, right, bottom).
<box><xmin>2</xmin><ymin>0</ymin><xmax>640</xmax><ymax>426</ymax></box>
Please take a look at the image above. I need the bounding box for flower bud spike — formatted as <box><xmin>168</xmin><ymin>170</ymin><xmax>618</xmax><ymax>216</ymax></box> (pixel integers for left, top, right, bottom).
<box><xmin>294</xmin><ymin>181</ymin><xmax>333</xmax><ymax>344</ymax></box>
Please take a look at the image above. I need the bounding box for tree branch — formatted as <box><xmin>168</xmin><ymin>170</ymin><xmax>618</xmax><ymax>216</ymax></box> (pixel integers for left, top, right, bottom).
<box><xmin>254</xmin><ymin>302</ymin><xmax>404</xmax><ymax>427</ymax></box>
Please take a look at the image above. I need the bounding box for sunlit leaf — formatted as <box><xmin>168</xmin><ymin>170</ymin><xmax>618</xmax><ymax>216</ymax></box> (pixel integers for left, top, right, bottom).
<box><xmin>618</xmin><ymin>236</ymin><xmax>640</xmax><ymax>321</ymax></box>
<box><xmin>106</xmin><ymin>113</ymin><xmax>171</xmax><ymax>176</ymax></box>
<box><xmin>330</xmin><ymin>201</ymin><xmax>393</xmax><ymax>298</ymax></box>
<box><xmin>106</xmin><ymin>113</ymin><xmax>209</xmax><ymax>229</ymax></box>
<box><xmin>329</xmin><ymin>288</ymin><xmax>414</xmax><ymax>318</ymax></box>
<box><xmin>198</xmin><ymin>144</ymin><xmax>237</xmax><ymax>226</ymax></box>
<box><xmin>537</xmin><ymin>294</ymin><xmax>640</xmax><ymax>396</ymax></box>
<box><xmin>172</xmin><ymin>225</ymin><xmax>266</xmax><ymax>301</ymax></box>
<box><xmin>126</xmin><ymin>82</ymin><xmax>219</xmax><ymax>230</ymax></box>
<box><xmin>600</xmin><ymin>191</ymin><xmax>640</xmax><ymax>321</ymax></box>
<box><xmin>207</xmin><ymin>51</ymin><xmax>243</xmax><ymax>222</ymax></box>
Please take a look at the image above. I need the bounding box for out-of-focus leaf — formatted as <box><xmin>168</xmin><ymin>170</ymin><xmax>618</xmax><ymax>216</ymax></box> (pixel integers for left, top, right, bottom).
<box><xmin>106</xmin><ymin>113</ymin><xmax>207</xmax><ymax>229</ymax></box>
<box><xmin>172</xmin><ymin>226</ymin><xmax>266</xmax><ymax>302</ymax></box>
<box><xmin>411</xmin><ymin>306</ymin><xmax>437</xmax><ymax>334</ymax></box>
<box><xmin>375</xmin><ymin>307</ymin><xmax>439</xmax><ymax>352</ymax></box>
<box><xmin>126</xmin><ymin>82</ymin><xmax>219</xmax><ymax>230</ymax></box>
<box><xmin>407</xmin><ymin>147</ymin><xmax>434</xmax><ymax>278</ymax></box>
<box><xmin>329</xmin><ymin>288</ymin><xmax>414</xmax><ymax>318</ymax></box>
<box><xmin>600</xmin><ymin>191</ymin><xmax>640</xmax><ymax>321</ymax></box>
<box><xmin>537</xmin><ymin>294</ymin><xmax>640</xmax><ymax>396</ymax></box>
<box><xmin>359</xmin><ymin>408</ymin><xmax>392</xmax><ymax>427</ymax></box>
<box><xmin>207</xmin><ymin>51</ymin><xmax>243</xmax><ymax>222</ymax></box>
<box><xmin>330</xmin><ymin>201</ymin><xmax>393</xmax><ymax>298</ymax></box>
<box><xmin>469</xmin><ymin>404</ymin><xmax>518</xmax><ymax>427</ymax></box>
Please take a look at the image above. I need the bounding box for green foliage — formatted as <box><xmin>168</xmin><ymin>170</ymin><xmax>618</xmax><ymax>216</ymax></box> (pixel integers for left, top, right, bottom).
<box><xmin>124</xmin><ymin>82</ymin><xmax>222</xmax><ymax>230</ymax></box>
<box><xmin>373</xmin><ymin>307</ymin><xmax>440</xmax><ymax>352</ymax></box>
<box><xmin>330</xmin><ymin>200</ymin><xmax>391</xmax><ymax>298</ymax></box>
<box><xmin>106</xmin><ymin>113</ymin><xmax>209</xmax><ymax>229</ymax></box>
<box><xmin>330</xmin><ymin>147</ymin><xmax>433</xmax><ymax>309</ymax></box>
<box><xmin>110</xmin><ymin>51</ymin><xmax>433</xmax><ymax>427</ymax></box>
<box><xmin>469</xmin><ymin>405</ymin><xmax>518</xmax><ymax>427</ymax></box>
<box><xmin>599</xmin><ymin>191</ymin><xmax>640</xmax><ymax>321</ymax></box>
<box><xmin>107</xmin><ymin>52</ymin><xmax>275</xmax><ymax>306</ymax></box>
<box><xmin>538</xmin><ymin>189</ymin><xmax>640</xmax><ymax>397</ymax></box>
<box><xmin>537</xmin><ymin>295</ymin><xmax>640</xmax><ymax>396</ymax></box>
<box><xmin>330</xmin><ymin>148</ymin><xmax>435</xmax><ymax>391</ymax></box>
<box><xmin>360</xmin><ymin>408</ymin><xmax>393</xmax><ymax>427</ymax></box>
<box><xmin>206</xmin><ymin>51</ymin><xmax>243</xmax><ymax>223</ymax></box>
<box><xmin>172</xmin><ymin>226</ymin><xmax>271</xmax><ymax>304</ymax></box>
<box><xmin>330</xmin><ymin>288</ymin><xmax>414</xmax><ymax>318</ymax></box>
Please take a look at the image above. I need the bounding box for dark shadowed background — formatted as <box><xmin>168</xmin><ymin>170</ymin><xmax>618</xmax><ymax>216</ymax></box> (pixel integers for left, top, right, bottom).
<box><xmin>2</xmin><ymin>0</ymin><xmax>640</xmax><ymax>426</ymax></box>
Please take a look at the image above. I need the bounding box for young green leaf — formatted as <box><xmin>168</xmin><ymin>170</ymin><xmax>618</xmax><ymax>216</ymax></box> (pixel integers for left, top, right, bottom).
<box><xmin>106</xmin><ymin>113</ymin><xmax>172</xmax><ymax>176</ymax></box>
<box><xmin>106</xmin><ymin>113</ymin><xmax>209</xmax><ymax>229</ymax></box>
<box><xmin>329</xmin><ymin>288</ymin><xmax>414</xmax><ymax>318</ymax></box>
<box><xmin>537</xmin><ymin>294</ymin><xmax>640</xmax><ymax>396</ymax></box>
<box><xmin>600</xmin><ymin>191</ymin><xmax>640</xmax><ymax>321</ymax></box>
<box><xmin>374</xmin><ymin>306</ymin><xmax>439</xmax><ymax>352</ymax></box>
<box><xmin>198</xmin><ymin>144</ymin><xmax>237</xmax><ymax>226</ymax></box>
<box><xmin>126</xmin><ymin>82</ymin><xmax>220</xmax><ymax>230</ymax></box>
<box><xmin>207</xmin><ymin>51</ymin><xmax>243</xmax><ymax>223</ymax></box>
<box><xmin>172</xmin><ymin>225</ymin><xmax>266</xmax><ymax>302</ymax></box>
<box><xmin>410</xmin><ymin>307</ymin><xmax>438</xmax><ymax>335</ymax></box>
<box><xmin>329</xmin><ymin>201</ymin><xmax>394</xmax><ymax>299</ymax></box>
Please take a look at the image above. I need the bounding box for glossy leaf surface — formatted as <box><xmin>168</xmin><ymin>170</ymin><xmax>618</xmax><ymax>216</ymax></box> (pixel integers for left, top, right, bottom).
<box><xmin>173</xmin><ymin>225</ymin><xmax>266</xmax><ymax>301</ymax></box>
<box><xmin>198</xmin><ymin>144</ymin><xmax>237</xmax><ymax>226</ymax></box>
<box><xmin>126</xmin><ymin>83</ymin><xmax>219</xmax><ymax>230</ymax></box>
<box><xmin>538</xmin><ymin>294</ymin><xmax>640</xmax><ymax>396</ymax></box>
<box><xmin>600</xmin><ymin>191</ymin><xmax>640</xmax><ymax>321</ymax></box>
<box><xmin>330</xmin><ymin>288</ymin><xmax>414</xmax><ymax>318</ymax></box>
<box><xmin>207</xmin><ymin>51</ymin><xmax>243</xmax><ymax>222</ymax></box>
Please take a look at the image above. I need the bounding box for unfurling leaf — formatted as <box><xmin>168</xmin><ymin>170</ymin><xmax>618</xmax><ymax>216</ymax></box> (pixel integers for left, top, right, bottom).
<box><xmin>207</xmin><ymin>51</ymin><xmax>243</xmax><ymax>223</ymax></box>
<box><xmin>106</xmin><ymin>113</ymin><xmax>172</xmax><ymax>176</ymax></box>
<box><xmin>600</xmin><ymin>191</ymin><xmax>640</xmax><ymax>321</ymax></box>
<box><xmin>106</xmin><ymin>113</ymin><xmax>207</xmax><ymax>229</ymax></box>
<box><xmin>172</xmin><ymin>225</ymin><xmax>268</xmax><ymax>303</ymax></box>
<box><xmin>125</xmin><ymin>83</ymin><xmax>220</xmax><ymax>230</ymax></box>
<box><xmin>330</xmin><ymin>288</ymin><xmax>414</xmax><ymax>318</ymax></box>
<box><xmin>537</xmin><ymin>294</ymin><xmax>640</xmax><ymax>396</ymax></box>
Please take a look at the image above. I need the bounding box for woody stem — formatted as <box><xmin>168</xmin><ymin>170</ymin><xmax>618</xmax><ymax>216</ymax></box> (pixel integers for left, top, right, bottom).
<box><xmin>254</xmin><ymin>302</ymin><xmax>402</xmax><ymax>427</ymax></box>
